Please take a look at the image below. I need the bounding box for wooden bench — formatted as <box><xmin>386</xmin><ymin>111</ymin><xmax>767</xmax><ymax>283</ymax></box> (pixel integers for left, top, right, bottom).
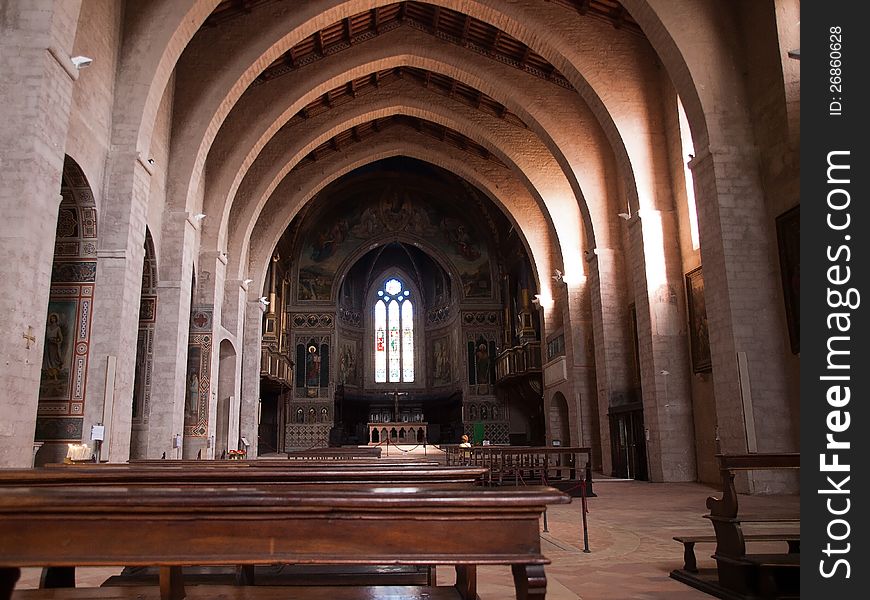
<box><xmin>0</xmin><ymin>463</ymin><xmax>488</xmax><ymax>590</ymax></box>
<box><xmin>0</xmin><ymin>464</ymin><xmax>487</xmax><ymax>487</ymax></box>
<box><xmin>448</xmin><ymin>446</ymin><xmax>594</xmax><ymax>496</ymax></box>
<box><xmin>285</xmin><ymin>446</ymin><xmax>383</xmax><ymax>460</ymax></box>
<box><xmin>0</xmin><ymin>483</ymin><xmax>569</xmax><ymax>600</ymax></box>
<box><xmin>672</xmin><ymin>453</ymin><xmax>799</xmax><ymax>599</ymax></box>
<box><xmin>673</xmin><ymin>533</ymin><xmax>799</xmax><ymax>573</ymax></box>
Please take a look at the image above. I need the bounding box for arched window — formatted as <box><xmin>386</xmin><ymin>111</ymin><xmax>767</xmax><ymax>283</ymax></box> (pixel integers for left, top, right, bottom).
<box><xmin>374</xmin><ymin>278</ymin><xmax>414</xmax><ymax>383</ymax></box>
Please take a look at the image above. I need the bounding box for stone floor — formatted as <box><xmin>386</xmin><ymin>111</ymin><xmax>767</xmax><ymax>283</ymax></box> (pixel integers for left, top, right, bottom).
<box><xmin>13</xmin><ymin>477</ymin><xmax>799</xmax><ymax>599</ymax></box>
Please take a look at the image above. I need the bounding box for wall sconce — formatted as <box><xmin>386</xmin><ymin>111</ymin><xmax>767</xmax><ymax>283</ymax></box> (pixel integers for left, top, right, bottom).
<box><xmin>70</xmin><ymin>56</ymin><xmax>93</xmax><ymax>69</ymax></box>
<box><xmin>193</xmin><ymin>213</ymin><xmax>206</xmax><ymax>221</ymax></box>
<box><xmin>243</xmin><ymin>278</ymin><xmax>253</xmax><ymax>285</ymax></box>
<box><xmin>258</xmin><ymin>296</ymin><xmax>270</xmax><ymax>306</ymax></box>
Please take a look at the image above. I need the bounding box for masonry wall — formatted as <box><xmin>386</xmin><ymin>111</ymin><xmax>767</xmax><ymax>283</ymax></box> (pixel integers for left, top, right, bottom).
<box><xmin>64</xmin><ymin>0</ymin><xmax>122</xmax><ymax>211</ymax></box>
<box><xmin>658</xmin><ymin>74</ymin><xmax>717</xmax><ymax>484</ymax></box>
<box><xmin>736</xmin><ymin>1</ymin><xmax>800</xmax><ymax>450</ymax></box>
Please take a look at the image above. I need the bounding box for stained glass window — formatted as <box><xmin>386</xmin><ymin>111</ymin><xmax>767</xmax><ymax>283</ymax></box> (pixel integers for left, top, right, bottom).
<box><xmin>388</xmin><ymin>300</ymin><xmax>400</xmax><ymax>382</ymax></box>
<box><xmin>375</xmin><ymin>300</ymin><xmax>386</xmax><ymax>382</ymax></box>
<box><xmin>373</xmin><ymin>278</ymin><xmax>414</xmax><ymax>383</ymax></box>
<box><xmin>402</xmin><ymin>300</ymin><xmax>414</xmax><ymax>382</ymax></box>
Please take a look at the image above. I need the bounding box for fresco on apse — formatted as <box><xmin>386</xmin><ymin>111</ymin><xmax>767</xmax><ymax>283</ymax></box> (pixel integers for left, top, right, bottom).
<box><xmin>297</xmin><ymin>189</ymin><xmax>493</xmax><ymax>302</ymax></box>
<box><xmin>36</xmin><ymin>162</ymin><xmax>99</xmax><ymax>442</ymax></box>
<box><xmin>183</xmin><ymin>307</ymin><xmax>213</xmax><ymax>437</ymax></box>
<box><xmin>39</xmin><ymin>300</ymin><xmax>78</xmax><ymax>401</ymax></box>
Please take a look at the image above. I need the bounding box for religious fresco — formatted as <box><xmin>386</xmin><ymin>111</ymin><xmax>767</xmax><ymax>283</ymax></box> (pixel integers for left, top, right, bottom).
<box><xmin>431</xmin><ymin>336</ymin><xmax>452</xmax><ymax>387</ymax></box>
<box><xmin>38</xmin><ymin>300</ymin><xmax>77</xmax><ymax>401</ymax></box>
<box><xmin>36</xmin><ymin>161</ymin><xmax>99</xmax><ymax>442</ymax></box>
<box><xmin>338</xmin><ymin>340</ymin><xmax>360</xmax><ymax>387</ymax></box>
<box><xmin>297</xmin><ymin>188</ymin><xmax>493</xmax><ymax>302</ymax></box>
<box><xmin>183</xmin><ymin>307</ymin><xmax>213</xmax><ymax>437</ymax></box>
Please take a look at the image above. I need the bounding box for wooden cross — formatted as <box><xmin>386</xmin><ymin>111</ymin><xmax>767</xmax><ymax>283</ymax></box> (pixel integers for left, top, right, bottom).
<box><xmin>23</xmin><ymin>326</ymin><xmax>37</xmax><ymax>349</ymax></box>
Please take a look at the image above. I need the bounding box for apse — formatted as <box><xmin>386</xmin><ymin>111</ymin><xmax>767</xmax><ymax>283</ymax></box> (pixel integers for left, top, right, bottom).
<box><xmin>257</xmin><ymin>157</ymin><xmax>542</xmax><ymax>448</ymax></box>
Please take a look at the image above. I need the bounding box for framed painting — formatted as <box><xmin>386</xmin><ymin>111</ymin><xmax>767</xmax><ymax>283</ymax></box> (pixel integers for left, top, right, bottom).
<box><xmin>776</xmin><ymin>206</ymin><xmax>799</xmax><ymax>354</ymax></box>
<box><xmin>685</xmin><ymin>266</ymin><xmax>712</xmax><ymax>373</ymax></box>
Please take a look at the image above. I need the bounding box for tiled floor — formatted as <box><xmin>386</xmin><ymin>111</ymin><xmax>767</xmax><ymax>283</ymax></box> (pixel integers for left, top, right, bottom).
<box><xmin>13</xmin><ymin>477</ymin><xmax>799</xmax><ymax>599</ymax></box>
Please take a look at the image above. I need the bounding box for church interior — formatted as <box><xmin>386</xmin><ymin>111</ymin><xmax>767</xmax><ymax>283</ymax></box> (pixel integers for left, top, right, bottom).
<box><xmin>1</xmin><ymin>1</ymin><xmax>800</xmax><ymax>598</ymax></box>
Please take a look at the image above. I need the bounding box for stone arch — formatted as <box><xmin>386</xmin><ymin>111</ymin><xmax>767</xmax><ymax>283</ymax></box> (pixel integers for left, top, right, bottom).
<box><xmin>549</xmin><ymin>392</ymin><xmax>571</xmax><ymax>447</ymax></box>
<box><xmin>130</xmin><ymin>227</ymin><xmax>158</xmax><ymax>459</ymax></box>
<box><xmin>243</xmin><ymin>128</ymin><xmax>558</xmax><ymax>308</ymax></box>
<box><xmin>199</xmin><ymin>31</ymin><xmax>620</xmax><ymax>256</ymax></box>
<box><xmin>215</xmin><ymin>338</ymin><xmax>237</xmax><ymax>456</ymax></box>
<box><xmin>34</xmin><ymin>156</ymin><xmax>99</xmax><ymax>466</ymax></box>
<box><xmin>222</xmin><ymin>90</ymin><xmax>586</xmax><ymax>289</ymax></box>
<box><xmin>158</xmin><ymin>0</ymin><xmax>660</xmax><ymax>229</ymax></box>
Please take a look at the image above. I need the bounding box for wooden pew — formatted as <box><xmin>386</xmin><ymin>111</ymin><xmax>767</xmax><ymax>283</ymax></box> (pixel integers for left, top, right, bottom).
<box><xmin>1</xmin><ymin>462</ymin><xmax>486</xmax><ymax>589</ymax></box>
<box><xmin>0</xmin><ymin>464</ymin><xmax>487</xmax><ymax>487</ymax></box>
<box><xmin>671</xmin><ymin>453</ymin><xmax>799</xmax><ymax>599</ymax></box>
<box><xmin>448</xmin><ymin>446</ymin><xmax>594</xmax><ymax>496</ymax></box>
<box><xmin>0</xmin><ymin>483</ymin><xmax>569</xmax><ymax>600</ymax></box>
<box><xmin>81</xmin><ymin>458</ymin><xmax>439</xmax><ymax>469</ymax></box>
<box><xmin>286</xmin><ymin>446</ymin><xmax>382</xmax><ymax>459</ymax></box>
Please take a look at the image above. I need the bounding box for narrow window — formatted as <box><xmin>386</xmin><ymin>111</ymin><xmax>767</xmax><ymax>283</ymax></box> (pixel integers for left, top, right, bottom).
<box><xmin>374</xmin><ymin>278</ymin><xmax>414</xmax><ymax>383</ymax></box>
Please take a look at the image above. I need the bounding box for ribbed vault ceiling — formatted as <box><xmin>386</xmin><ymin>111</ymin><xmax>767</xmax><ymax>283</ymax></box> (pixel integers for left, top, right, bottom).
<box><xmin>205</xmin><ymin>1</ymin><xmax>643</xmax><ymax>91</ymax></box>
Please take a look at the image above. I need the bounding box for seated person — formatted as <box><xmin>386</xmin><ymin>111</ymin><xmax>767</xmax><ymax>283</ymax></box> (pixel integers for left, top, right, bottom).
<box><xmin>460</xmin><ymin>434</ymin><xmax>472</xmax><ymax>448</ymax></box>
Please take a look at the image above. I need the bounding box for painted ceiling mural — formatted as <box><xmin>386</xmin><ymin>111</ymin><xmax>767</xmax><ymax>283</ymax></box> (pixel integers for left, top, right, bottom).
<box><xmin>296</xmin><ymin>185</ymin><xmax>493</xmax><ymax>303</ymax></box>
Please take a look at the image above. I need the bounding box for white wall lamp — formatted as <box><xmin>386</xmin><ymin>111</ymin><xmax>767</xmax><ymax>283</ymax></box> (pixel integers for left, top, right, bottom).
<box><xmin>70</xmin><ymin>56</ymin><xmax>93</xmax><ymax>69</ymax></box>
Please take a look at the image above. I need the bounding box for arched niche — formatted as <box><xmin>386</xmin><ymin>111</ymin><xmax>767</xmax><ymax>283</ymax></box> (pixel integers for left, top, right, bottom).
<box><xmin>34</xmin><ymin>156</ymin><xmax>98</xmax><ymax>466</ymax></box>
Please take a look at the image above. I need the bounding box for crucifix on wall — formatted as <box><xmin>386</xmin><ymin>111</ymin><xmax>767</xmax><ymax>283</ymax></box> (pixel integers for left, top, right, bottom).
<box><xmin>391</xmin><ymin>390</ymin><xmax>408</xmax><ymax>422</ymax></box>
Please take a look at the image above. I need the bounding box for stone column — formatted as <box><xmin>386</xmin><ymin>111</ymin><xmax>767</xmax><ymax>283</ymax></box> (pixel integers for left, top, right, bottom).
<box><xmin>629</xmin><ymin>209</ymin><xmax>696</xmax><ymax>482</ymax></box>
<box><xmin>0</xmin><ymin>0</ymin><xmax>82</xmax><ymax>466</ymax></box>
<box><xmin>689</xmin><ymin>147</ymin><xmax>795</xmax><ymax>456</ymax></box>
<box><xmin>190</xmin><ymin>249</ymin><xmax>228</xmax><ymax>458</ymax></box>
<box><xmin>565</xmin><ymin>279</ymin><xmax>598</xmax><ymax>459</ymax></box>
<box><xmin>223</xmin><ymin>279</ymin><xmax>248</xmax><ymax>450</ymax></box>
<box><xmin>240</xmin><ymin>299</ymin><xmax>265</xmax><ymax>457</ymax></box>
<box><xmin>588</xmin><ymin>248</ymin><xmax>634</xmax><ymax>477</ymax></box>
<box><xmin>144</xmin><ymin>212</ymin><xmax>197</xmax><ymax>458</ymax></box>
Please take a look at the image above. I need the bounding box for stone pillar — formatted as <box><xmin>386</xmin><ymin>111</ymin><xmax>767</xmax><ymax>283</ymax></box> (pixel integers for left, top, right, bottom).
<box><xmin>565</xmin><ymin>279</ymin><xmax>598</xmax><ymax>460</ymax></box>
<box><xmin>240</xmin><ymin>299</ymin><xmax>265</xmax><ymax>457</ymax></box>
<box><xmin>223</xmin><ymin>279</ymin><xmax>249</xmax><ymax>451</ymax></box>
<box><xmin>0</xmin><ymin>0</ymin><xmax>82</xmax><ymax>466</ymax></box>
<box><xmin>588</xmin><ymin>248</ymin><xmax>634</xmax><ymax>477</ymax></box>
<box><xmin>629</xmin><ymin>209</ymin><xmax>696</xmax><ymax>482</ymax></box>
<box><xmin>689</xmin><ymin>147</ymin><xmax>795</xmax><ymax>456</ymax></box>
<box><xmin>194</xmin><ymin>249</ymin><xmax>228</xmax><ymax>458</ymax></box>
<box><xmin>145</xmin><ymin>212</ymin><xmax>197</xmax><ymax>458</ymax></box>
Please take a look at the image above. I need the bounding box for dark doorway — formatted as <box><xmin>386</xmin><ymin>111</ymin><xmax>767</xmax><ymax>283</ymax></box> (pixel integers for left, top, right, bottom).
<box><xmin>609</xmin><ymin>402</ymin><xmax>648</xmax><ymax>480</ymax></box>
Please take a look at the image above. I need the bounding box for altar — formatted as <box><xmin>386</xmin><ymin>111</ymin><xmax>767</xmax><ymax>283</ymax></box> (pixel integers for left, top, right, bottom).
<box><xmin>368</xmin><ymin>421</ymin><xmax>428</xmax><ymax>445</ymax></box>
<box><xmin>366</xmin><ymin>392</ymin><xmax>427</xmax><ymax>445</ymax></box>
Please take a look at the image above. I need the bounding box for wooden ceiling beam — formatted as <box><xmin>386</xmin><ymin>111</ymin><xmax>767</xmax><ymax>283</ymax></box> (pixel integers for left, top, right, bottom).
<box><xmin>492</xmin><ymin>30</ymin><xmax>503</xmax><ymax>51</ymax></box>
<box><xmin>613</xmin><ymin>6</ymin><xmax>627</xmax><ymax>29</ymax></box>
<box><xmin>461</xmin><ymin>14</ymin><xmax>471</xmax><ymax>45</ymax></box>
